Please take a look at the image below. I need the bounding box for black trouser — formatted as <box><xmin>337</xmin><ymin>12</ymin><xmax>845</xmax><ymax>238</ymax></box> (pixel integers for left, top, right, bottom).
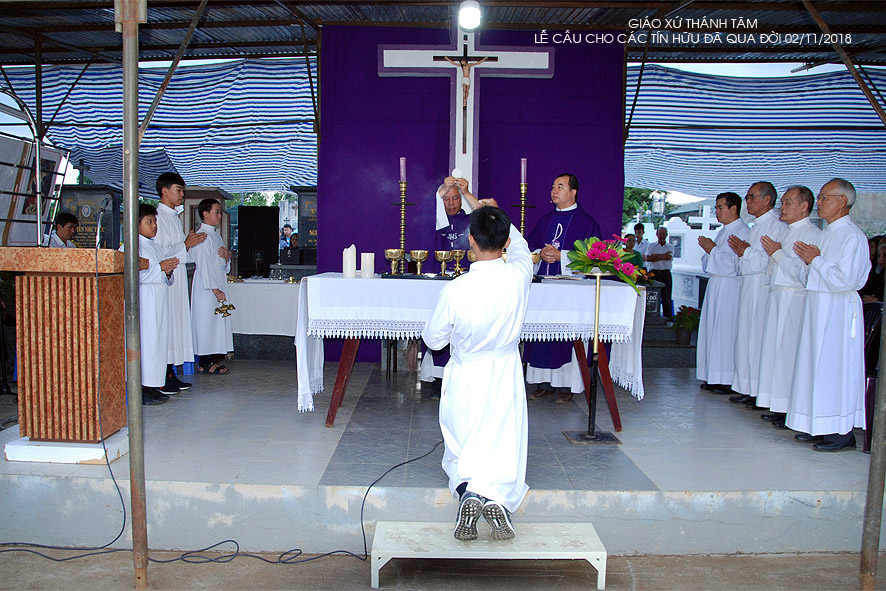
<box><xmin>656</xmin><ymin>269</ymin><xmax>673</xmax><ymax>319</ymax></box>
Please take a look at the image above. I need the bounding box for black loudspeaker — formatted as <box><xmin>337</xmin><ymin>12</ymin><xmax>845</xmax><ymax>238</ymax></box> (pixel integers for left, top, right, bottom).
<box><xmin>237</xmin><ymin>206</ymin><xmax>279</xmax><ymax>277</ymax></box>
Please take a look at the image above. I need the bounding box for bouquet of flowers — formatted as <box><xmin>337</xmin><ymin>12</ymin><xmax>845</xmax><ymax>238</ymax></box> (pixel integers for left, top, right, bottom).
<box><xmin>635</xmin><ymin>268</ymin><xmax>656</xmax><ymax>286</ymax></box>
<box><xmin>566</xmin><ymin>235</ymin><xmax>640</xmax><ymax>294</ymax></box>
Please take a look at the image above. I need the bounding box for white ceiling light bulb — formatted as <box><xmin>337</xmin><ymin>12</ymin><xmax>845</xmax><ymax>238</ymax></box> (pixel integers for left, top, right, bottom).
<box><xmin>458</xmin><ymin>0</ymin><xmax>482</xmax><ymax>30</ymax></box>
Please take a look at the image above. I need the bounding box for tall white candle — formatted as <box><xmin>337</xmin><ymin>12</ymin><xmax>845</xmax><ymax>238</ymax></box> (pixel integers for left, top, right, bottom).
<box><xmin>399</xmin><ymin>157</ymin><xmax>407</xmax><ymax>182</ymax></box>
<box><xmin>520</xmin><ymin>158</ymin><xmax>527</xmax><ymax>183</ymax></box>
<box><xmin>343</xmin><ymin>244</ymin><xmax>357</xmax><ymax>278</ymax></box>
<box><xmin>360</xmin><ymin>252</ymin><xmax>375</xmax><ymax>278</ymax></box>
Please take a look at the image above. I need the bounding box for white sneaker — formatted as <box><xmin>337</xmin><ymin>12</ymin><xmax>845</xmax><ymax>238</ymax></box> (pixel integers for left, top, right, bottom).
<box><xmin>482</xmin><ymin>499</ymin><xmax>515</xmax><ymax>540</ymax></box>
<box><xmin>453</xmin><ymin>493</ymin><xmax>483</xmax><ymax>541</ymax></box>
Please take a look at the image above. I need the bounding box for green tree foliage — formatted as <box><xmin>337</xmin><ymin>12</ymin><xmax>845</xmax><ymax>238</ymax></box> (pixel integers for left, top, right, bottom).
<box><xmin>623</xmin><ymin>187</ymin><xmax>676</xmax><ymax>225</ymax></box>
<box><xmin>225</xmin><ymin>191</ymin><xmax>289</xmax><ymax>210</ymax></box>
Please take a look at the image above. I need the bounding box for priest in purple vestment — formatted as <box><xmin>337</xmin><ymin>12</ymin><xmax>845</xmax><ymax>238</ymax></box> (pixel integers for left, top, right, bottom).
<box><xmin>525</xmin><ymin>173</ymin><xmax>602</xmax><ymax>404</ymax></box>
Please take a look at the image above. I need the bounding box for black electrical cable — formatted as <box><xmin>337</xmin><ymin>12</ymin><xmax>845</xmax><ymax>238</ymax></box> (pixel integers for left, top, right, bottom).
<box><xmin>1</xmin><ymin>405</ymin><xmax>444</xmax><ymax>567</ymax></box>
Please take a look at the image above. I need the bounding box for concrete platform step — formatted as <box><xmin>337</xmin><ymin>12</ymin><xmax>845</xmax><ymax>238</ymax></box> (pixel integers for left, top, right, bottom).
<box><xmin>372</xmin><ymin>521</ymin><xmax>607</xmax><ymax>589</ymax></box>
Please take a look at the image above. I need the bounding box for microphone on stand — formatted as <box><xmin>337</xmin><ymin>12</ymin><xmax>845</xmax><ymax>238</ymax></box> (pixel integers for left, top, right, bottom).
<box><xmin>95</xmin><ymin>196</ymin><xmax>111</xmax><ymax>249</ymax></box>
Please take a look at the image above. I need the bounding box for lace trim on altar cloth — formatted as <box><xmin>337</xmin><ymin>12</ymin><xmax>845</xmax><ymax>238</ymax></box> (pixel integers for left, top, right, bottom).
<box><xmin>609</xmin><ymin>365</ymin><xmax>644</xmax><ymax>400</ymax></box>
<box><xmin>308</xmin><ymin>319</ymin><xmax>633</xmax><ymax>343</ymax></box>
<box><xmin>308</xmin><ymin>319</ymin><xmax>426</xmax><ymax>340</ymax></box>
<box><xmin>520</xmin><ymin>323</ymin><xmax>633</xmax><ymax>343</ymax></box>
<box><xmin>298</xmin><ymin>377</ymin><xmax>324</xmax><ymax>412</ymax></box>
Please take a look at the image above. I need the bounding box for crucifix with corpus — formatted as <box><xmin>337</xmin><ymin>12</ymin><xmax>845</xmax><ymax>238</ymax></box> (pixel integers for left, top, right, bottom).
<box><xmin>379</xmin><ymin>24</ymin><xmax>553</xmax><ymax>205</ymax></box>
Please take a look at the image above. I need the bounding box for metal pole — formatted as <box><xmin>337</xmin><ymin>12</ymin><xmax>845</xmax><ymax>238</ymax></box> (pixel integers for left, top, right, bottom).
<box><xmin>801</xmin><ymin>0</ymin><xmax>886</xmax><ymax>127</ymax></box>
<box><xmin>861</xmin><ymin>288</ymin><xmax>886</xmax><ymax>590</ymax></box>
<box><xmin>119</xmin><ymin>0</ymin><xmax>148</xmax><ymax>587</ymax></box>
<box><xmin>34</xmin><ymin>34</ymin><xmax>43</xmax><ymax>246</ymax></box>
<box><xmin>586</xmin><ymin>273</ymin><xmax>603</xmax><ymax>437</ymax></box>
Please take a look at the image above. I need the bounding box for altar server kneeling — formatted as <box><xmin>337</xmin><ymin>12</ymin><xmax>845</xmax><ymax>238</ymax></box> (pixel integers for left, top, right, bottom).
<box><xmin>121</xmin><ymin>204</ymin><xmax>179</xmax><ymax>405</ymax></box>
<box><xmin>422</xmin><ymin>200</ymin><xmax>533</xmax><ymax>541</ymax></box>
<box><xmin>190</xmin><ymin>198</ymin><xmax>234</xmax><ymax>375</ymax></box>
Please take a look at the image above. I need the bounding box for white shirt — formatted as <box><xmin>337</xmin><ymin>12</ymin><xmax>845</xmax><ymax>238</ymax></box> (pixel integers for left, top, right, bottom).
<box><xmin>645</xmin><ymin>240</ymin><xmax>674</xmax><ymax>271</ymax></box>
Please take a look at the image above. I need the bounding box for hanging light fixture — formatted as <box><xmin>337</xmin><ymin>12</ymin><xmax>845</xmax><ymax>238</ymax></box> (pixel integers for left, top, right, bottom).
<box><xmin>458</xmin><ymin>0</ymin><xmax>482</xmax><ymax>30</ymax></box>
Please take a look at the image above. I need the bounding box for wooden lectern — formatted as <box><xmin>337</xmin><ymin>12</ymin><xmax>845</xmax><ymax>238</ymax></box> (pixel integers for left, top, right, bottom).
<box><xmin>0</xmin><ymin>247</ymin><xmax>131</xmax><ymax>442</ymax></box>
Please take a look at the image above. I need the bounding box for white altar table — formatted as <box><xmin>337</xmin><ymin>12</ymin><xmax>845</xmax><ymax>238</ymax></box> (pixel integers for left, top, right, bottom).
<box><xmin>295</xmin><ymin>273</ymin><xmax>645</xmax><ymax>423</ymax></box>
<box><xmin>226</xmin><ymin>278</ymin><xmax>299</xmax><ymax>336</ymax></box>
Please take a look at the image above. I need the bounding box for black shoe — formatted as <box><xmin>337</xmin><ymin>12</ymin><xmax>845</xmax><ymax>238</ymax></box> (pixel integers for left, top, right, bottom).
<box><xmin>761</xmin><ymin>413</ymin><xmax>786</xmax><ymax>422</ymax></box>
<box><xmin>710</xmin><ymin>384</ymin><xmax>734</xmax><ymax>395</ymax></box>
<box><xmin>813</xmin><ymin>436</ymin><xmax>856</xmax><ymax>452</ymax></box>
<box><xmin>771</xmin><ymin>419</ymin><xmax>788</xmax><ymax>429</ymax></box>
<box><xmin>699</xmin><ymin>382</ymin><xmax>714</xmax><ymax>391</ymax></box>
<box><xmin>795</xmin><ymin>433</ymin><xmax>824</xmax><ymax>443</ymax></box>
<box><xmin>729</xmin><ymin>394</ymin><xmax>751</xmax><ymax>404</ymax></box>
<box><xmin>142</xmin><ymin>387</ymin><xmax>169</xmax><ymax>405</ymax></box>
<box><xmin>170</xmin><ymin>375</ymin><xmax>191</xmax><ymax>390</ymax></box>
<box><xmin>158</xmin><ymin>383</ymin><xmax>180</xmax><ymax>395</ymax></box>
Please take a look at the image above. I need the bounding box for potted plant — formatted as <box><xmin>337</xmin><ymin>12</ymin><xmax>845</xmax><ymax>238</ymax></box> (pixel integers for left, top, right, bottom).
<box><xmin>672</xmin><ymin>305</ymin><xmax>700</xmax><ymax>345</ymax></box>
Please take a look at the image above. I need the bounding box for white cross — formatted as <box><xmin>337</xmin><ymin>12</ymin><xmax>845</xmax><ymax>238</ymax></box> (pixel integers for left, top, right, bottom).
<box><xmin>380</xmin><ymin>28</ymin><xmax>553</xmax><ymax>190</ymax></box>
<box><xmin>688</xmin><ymin>205</ymin><xmax>721</xmax><ymax>231</ymax></box>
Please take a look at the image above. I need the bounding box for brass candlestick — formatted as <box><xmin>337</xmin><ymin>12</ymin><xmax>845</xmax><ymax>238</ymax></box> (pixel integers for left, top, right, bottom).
<box><xmin>451</xmin><ymin>249</ymin><xmax>466</xmax><ymax>277</ymax></box>
<box><xmin>410</xmin><ymin>249</ymin><xmax>429</xmax><ymax>275</ymax></box>
<box><xmin>435</xmin><ymin>250</ymin><xmax>452</xmax><ymax>276</ymax></box>
<box><xmin>519</xmin><ymin>182</ymin><xmax>528</xmax><ymax>234</ymax></box>
<box><xmin>512</xmin><ymin>182</ymin><xmax>534</xmax><ymax>235</ymax></box>
<box><xmin>391</xmin><ymin>181</ymin><xmax>415</xmax><ymax>275</ymax></box>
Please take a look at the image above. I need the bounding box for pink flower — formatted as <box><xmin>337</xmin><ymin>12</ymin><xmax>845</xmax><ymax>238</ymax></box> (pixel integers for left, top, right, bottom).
<box><xmin>622</xmin><ymin>262</ymin><xmax>636</xmax><ymax>275</ymax></box>
<box><xmin>611</xmin><ymin>234</ymin><xmax>627</xmax><ymax>243</ymax></box>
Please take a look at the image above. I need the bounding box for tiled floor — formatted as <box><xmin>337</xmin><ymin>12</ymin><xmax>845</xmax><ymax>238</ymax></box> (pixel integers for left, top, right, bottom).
<box><xmin>0</xmin><ymin>360</ymin><xmax>872</xmax><ymax>493</ymax></box>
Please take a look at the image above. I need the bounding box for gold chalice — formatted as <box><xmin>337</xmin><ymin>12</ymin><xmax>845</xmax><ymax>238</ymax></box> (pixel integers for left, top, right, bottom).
<box><xmin>531</xmin><ymin>251</ymin><xmax>541</xmax><ymax>265</ymax></box>
<box><xmin>451</xmin><ymin>249</ymin><xmax>466</xmax><ymax>277</ymax></box>
<box><xmin>410</xmin><ymin>250</ymin><xmax>429</xmax><ymax>275</ymax></box>
<box><xmin>467</xmin><ymin>250</ymin><xmax>477</xmax><ymax>264</ymax></box>
<box><xmin>435</xmin><ymin>250</ymin><xmax>452</xmax><ymax>276</ymax></box>
<box><xmin>384</xmin><ymin>248</ymin><xmax>405</xmax><ymax>275</ymax></box>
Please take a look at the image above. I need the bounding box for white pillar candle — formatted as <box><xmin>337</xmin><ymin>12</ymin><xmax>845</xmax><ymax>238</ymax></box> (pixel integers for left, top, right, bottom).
<box><xmin>360</xmin><ymin>252</ymin><xmax>375</xmax><ymax>278</ymax></box>
<box><xmin>343</xmin><ymin>244</ymin><xmax>357</xmax><ymax>278</ymax></box>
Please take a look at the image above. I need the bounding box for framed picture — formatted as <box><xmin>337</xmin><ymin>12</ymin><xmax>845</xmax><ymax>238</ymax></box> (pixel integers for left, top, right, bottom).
<box><xmin>669</xmin><ymin>234</ymin><xmax>683</xmax><ymax>259</ymax></box>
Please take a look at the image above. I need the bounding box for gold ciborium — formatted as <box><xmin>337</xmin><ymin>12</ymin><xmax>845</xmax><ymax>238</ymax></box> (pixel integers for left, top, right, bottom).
<box><xmin>435</xmin><ymin>250</ymin><xmax>452</xmax><ymax>276</ymax></box>
<box><xmin>409</xmin><ymin>250</ymin><xmax>429</xmax><ymax>275</ymax></box>
<box><xmin>451</xmin><ymin>249</ymin><xmax>466</xmax><ymax>277</ymax></box>
<box><xmin>384</xmin><ymin>248</ymin><xmax>405</xmax><ymax>275</ymax></box>
<box><xmin>214</xmin><ymin>300</ymin><xmax>236</xmax><ymax>317</ymax></box>
<box><xmin>467</xmin><ymin>250</ymin><xmax>477</xmax><ymax>264</ymax></box>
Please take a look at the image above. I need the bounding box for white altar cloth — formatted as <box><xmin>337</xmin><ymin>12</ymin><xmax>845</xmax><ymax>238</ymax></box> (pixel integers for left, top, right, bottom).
<box><xmin>226</xmin><ymin>278</ymin><xmax>299</xmax><ymax>337</ymax></box>
<box><xmin>295</xmin><ymin>273</ymin><xmax>645</xmax><ymax>412</ymax></box>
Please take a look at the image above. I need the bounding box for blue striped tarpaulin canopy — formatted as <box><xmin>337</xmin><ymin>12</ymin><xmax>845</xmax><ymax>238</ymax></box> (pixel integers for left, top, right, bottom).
<box><xmin>624</xmin><ymin>64</ymin><xmax>886</xmax><ymax>196</ymax></box>
<box><xmin>3</xmin><ymin>58</ymin><xmax>318</xmax><ymax>198</ymax></box>
<box><xmin>3</xmin><ymin>59</ymin><xmax>884</xmax><ymax>197</ymax></box>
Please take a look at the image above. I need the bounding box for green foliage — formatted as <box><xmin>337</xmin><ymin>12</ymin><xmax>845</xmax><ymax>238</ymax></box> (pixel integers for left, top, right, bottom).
<box><xmin>225</xmin><ymin>191</ymin><xmax>289</xmax><ymax>209</ymax></box>
<box><xmin>623</xmin><ymin>187</ymin><xmax>677</xmax><ymax>225</ymax></box>
<box><xmin>672</xmin><ymin>305</ymin><xmax>701</xmax><ymax>331</ymax></box>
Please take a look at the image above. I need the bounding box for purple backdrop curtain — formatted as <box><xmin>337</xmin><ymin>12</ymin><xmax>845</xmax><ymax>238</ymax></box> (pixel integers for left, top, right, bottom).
<box><xmin>318</xmin><ymin>26</ymin><xmax>624</xmax><ymax>361</ymax></box>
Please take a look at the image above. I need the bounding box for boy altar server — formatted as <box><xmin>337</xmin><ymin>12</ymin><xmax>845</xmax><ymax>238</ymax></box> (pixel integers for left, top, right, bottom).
<box><xmin>190</xmin><ymin>198</ymin><xmax>233</xmax><ymax>374</ymax></box>
<box><xmin>121</xmin><ymin>204</ymin><xmax>179</xmax><ymax>405</ymax></box>
<box><xmin>422</xmin><ymin>200</ymin><xmax>533</xmax><ymax>541</ymax></box>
